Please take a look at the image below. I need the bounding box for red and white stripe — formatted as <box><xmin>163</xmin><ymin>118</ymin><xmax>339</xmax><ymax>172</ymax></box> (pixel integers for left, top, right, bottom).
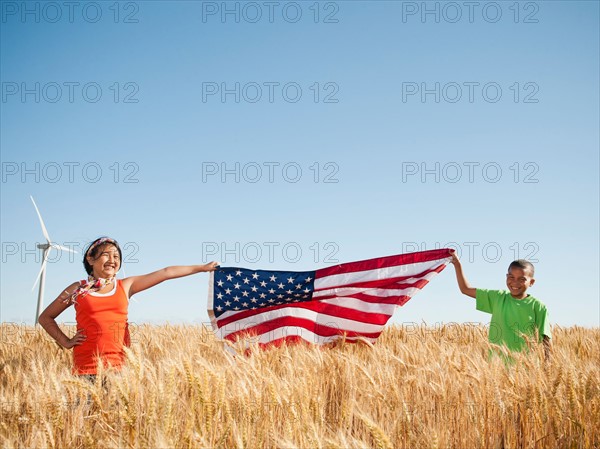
<box><xmin>208</xmin><ymin>249</ymin><xmax>452</xmax><ymax>348</ymax></box>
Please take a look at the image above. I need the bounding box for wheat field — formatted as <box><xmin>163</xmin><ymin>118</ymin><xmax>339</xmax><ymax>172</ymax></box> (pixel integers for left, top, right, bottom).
<box><xmin>1</xmin><ymin>323</ymin><xmax>598</xmax><ymax>449</ymax></box>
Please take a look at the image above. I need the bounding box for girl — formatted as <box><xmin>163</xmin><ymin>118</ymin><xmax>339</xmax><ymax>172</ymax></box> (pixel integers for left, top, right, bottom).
<box><xmin>39</xmin><ymin>237</ymin><xmax>218</xmax><ymax>378</ymax></box>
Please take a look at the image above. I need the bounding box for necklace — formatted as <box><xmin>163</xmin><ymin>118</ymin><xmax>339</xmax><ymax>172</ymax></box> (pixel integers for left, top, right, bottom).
<box><xmin>64</xmin><ymin>276</ymin><xmax>116</xmax><ymax>305</ymax></box>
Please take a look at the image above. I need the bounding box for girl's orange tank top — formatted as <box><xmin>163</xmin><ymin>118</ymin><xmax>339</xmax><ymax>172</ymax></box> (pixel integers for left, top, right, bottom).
<box><xmin>73</xmin><ymin>279</ymin><xmax>130</xmax><ymax>375</ymax></box>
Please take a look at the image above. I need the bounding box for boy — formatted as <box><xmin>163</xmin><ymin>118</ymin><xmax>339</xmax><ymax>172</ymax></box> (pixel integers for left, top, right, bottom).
<box><xmin>450</xmin><ymin>251</ymin><xmax>552</xmax><ymax>361</ymax></box>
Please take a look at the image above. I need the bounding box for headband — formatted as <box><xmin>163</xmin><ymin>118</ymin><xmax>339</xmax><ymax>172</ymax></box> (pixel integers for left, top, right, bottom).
<box><xmin>86</xmin><ymin>237</ymin><xmax>119</xmax><ymax>257</ymax></box>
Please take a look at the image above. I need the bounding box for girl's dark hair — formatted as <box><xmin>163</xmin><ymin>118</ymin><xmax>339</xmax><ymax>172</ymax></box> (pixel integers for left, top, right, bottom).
<box><xmin>83</xmin><ymin>237</ymin><xmax>122</xmax><ymax>275</ymax></box>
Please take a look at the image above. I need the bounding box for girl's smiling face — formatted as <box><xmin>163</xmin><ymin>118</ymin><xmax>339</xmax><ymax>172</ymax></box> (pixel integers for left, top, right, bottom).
<box><xmin>87</xmin><ymin>244</ymin><xmax>121</xmax><ymax>278</ymax></box>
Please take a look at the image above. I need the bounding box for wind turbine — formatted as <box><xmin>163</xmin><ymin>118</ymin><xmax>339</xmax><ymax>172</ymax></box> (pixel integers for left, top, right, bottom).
<box><xmin>30</xmin><ymin>196</ymin><xmax>77</xmax><ymax>324</ymax></box>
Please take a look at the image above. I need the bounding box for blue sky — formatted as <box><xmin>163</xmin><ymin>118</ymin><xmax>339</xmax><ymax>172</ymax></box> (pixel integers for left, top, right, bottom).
<box><xmin>1</xmin><ymin>1</ymin><xmax>598</xmax><ymax>329</ymax></box>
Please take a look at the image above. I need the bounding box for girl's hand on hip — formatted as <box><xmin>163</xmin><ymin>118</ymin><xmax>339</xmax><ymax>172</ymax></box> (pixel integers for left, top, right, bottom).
<box><xmin>64</xmin><ymin>329</ymin><xmax>86</xmax><ymax>349</ymax></box>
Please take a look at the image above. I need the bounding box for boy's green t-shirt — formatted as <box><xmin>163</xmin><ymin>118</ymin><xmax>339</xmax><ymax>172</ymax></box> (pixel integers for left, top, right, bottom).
<box><xmin>476</xmin><ymin>289</ymin><xmax>551</xmax><ymax>352</ymax></box>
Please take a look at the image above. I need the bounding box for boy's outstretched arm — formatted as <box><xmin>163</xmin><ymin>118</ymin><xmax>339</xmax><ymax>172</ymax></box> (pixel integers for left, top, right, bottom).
<box><xmin>449</xmin><ymin>251</ymin><xmax>476</xmax><ymax>298</ymax></box>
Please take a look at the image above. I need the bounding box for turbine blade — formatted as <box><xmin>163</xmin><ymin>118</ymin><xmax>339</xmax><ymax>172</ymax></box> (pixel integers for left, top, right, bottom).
<box><xmin>53</xmin><ymin>244</ymin><xmax>77</xmax><ymax>254</ymax></box>
<box><xmin>31</xmin><ymin>249</ymin><xmax>51</xmax><ymax>291</ymax></box>
<box><xmin>30</xmin><ymin>196</ymin><xmax>51</xmax><ymax>243</ymax></box>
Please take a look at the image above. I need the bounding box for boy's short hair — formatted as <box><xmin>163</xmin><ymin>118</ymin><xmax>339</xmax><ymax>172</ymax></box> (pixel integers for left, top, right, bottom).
<box><xmin>508</xmin><ymin>259</ymin><xmax>535</xmax><ymax>277</ymax></box>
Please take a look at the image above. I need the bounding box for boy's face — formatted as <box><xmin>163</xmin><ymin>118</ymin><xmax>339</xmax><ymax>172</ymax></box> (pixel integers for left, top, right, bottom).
<box><xmin>506</xmin><ymin>267</ymin><xmax>535</xmax><ymax>299</ymax></box>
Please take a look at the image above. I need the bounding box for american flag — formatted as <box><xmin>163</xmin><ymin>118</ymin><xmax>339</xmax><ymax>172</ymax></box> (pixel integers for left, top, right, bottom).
<box><xmin>208</xmin><ymin>248</ymin><xmax>452</xmax><ymax>348</ymax></box>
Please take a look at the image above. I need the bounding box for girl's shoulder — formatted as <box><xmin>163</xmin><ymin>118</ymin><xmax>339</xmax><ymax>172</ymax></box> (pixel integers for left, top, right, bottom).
<box><xmin>55</xmin><ymin>281</ymin><xmax>84</xmax><ymax>305</ymax></box>
<box><xmin>66</xmin><ymin>280</ymin><xmax>84</xmax><ymax>292</ymax></box>
<box><xmin>118</xmin><ymin>276</ymin><xmax>133</xmax><ymax>289</ymax></box>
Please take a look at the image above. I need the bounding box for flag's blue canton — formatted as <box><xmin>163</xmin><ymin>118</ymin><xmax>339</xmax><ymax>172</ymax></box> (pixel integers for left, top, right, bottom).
<box><xmin>213</xmin><ymin>267</ymin><xmax>317</xmax><ymax>318</ymax></box>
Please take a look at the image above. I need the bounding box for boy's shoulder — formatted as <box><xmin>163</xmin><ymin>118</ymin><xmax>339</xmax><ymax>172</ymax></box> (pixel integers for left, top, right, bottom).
<box><xmin>526</xmin><ymin>294</ymin><xmax>549</xmax><ymax>311</ymax></box>
<box><xmin>477</xmin><ymin>289</ymin><xmax>548</xmax><ymax>308</ymax></box>
<box><xmin>476</xmin><ymin>288</ymin><xmax>511</xmax><ymax>300</ymax></box>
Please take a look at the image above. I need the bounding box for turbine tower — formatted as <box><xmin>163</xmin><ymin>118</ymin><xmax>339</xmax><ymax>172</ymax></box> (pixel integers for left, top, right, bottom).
<box><xmin>30</xmin><ymin>196</ymin><xmax>77</xmax><ymax>324</ymax></box>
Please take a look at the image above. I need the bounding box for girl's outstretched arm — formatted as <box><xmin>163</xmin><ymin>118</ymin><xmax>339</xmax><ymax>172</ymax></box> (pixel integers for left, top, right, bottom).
<box><xmin>122</xmin><ymin>262</ymin><xmax>219</xmax><ymax>298</ymax></box>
